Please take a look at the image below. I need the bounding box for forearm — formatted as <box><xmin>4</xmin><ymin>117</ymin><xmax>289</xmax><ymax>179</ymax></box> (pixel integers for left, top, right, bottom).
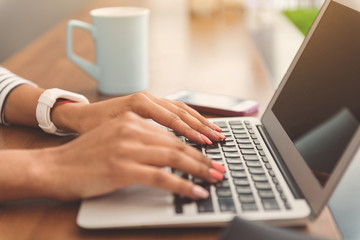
<box><xmin>4</xmin><ymin>84</ymin><xmax>87</xmax><ymax>133</ymax></box>
<box><xmin>0</xmin><ymin>149</ymin><xmax>53</xmax><ymax>201</ymax></box>
<box><xmin>4</xmin><ymin>84</ymin><xmax>43</xmax><ymax>126</ymax></box>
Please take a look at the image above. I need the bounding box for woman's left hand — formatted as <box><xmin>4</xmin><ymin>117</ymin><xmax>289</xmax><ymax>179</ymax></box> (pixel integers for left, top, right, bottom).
<box><xmin>52</xmin><ymin>91</ymin><xmax>225</xmax><ymax>145</ymax></box>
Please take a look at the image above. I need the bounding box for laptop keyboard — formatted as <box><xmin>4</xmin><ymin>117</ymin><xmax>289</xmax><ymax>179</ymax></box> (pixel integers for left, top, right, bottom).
<box><xmin>169</xmin><ymin>120</ymin><xmax>292</xmax><ymax>215</ymax></box>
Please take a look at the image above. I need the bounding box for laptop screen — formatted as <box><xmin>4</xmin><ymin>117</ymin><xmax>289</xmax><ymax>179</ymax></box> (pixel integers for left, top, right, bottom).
<box><xmin>272</xmin><ymin>1</ymin><xmax>360</xmax><ymax>187</ymax></box>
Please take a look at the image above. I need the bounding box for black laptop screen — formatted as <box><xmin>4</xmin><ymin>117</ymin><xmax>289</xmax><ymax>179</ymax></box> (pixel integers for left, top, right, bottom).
<box><xmin>272</xmin><ymin>2</ymin><xmax>360</xmax><ymax>187</ymax></box>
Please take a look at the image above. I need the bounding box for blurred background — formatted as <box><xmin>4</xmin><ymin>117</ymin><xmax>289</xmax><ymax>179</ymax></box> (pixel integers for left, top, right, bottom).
<box><xmin>0</xmin><ymin>0</ymin><xmax>324</xmax><ymax>87</ymax></box>
<box><xmin>0</xmin><ymin>0</ymin><xmax>89</xmax><ymax>62</ymax></box>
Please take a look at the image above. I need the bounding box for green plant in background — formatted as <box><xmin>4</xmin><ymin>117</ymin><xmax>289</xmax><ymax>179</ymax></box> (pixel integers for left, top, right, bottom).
<box><xmin>283</xmin><ymin>8</ymin><xmax>320</xmax><ymax>36</ymax></box>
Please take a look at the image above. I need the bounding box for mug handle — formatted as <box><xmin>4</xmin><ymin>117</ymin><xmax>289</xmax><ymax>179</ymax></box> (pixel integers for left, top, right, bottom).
<box><xmin>66</xmin><ymin>20</ymin><xmax>99</xmax><ymax>80</ymax></box>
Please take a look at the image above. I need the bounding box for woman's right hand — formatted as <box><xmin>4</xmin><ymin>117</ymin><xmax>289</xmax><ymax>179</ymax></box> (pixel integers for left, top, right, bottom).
<box><xmin>37</xmin><ymin>112</ymin><xmax>225</xmax><ymax>201</ymax></box>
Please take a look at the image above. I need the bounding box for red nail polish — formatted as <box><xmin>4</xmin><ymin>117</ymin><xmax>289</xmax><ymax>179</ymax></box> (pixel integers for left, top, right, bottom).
<box><xmin>209</xmin><ymin>168</ymin><xmax>224</xmax><ymax>181</ymax></box>
<box><xmin>200</xmin><ymin>134</ymin><xmax>213</xmax><ymax>145</ymax></box>
<box><xmin>213</xmin><ymin>131</ymin><xmax>226</xmax><ymax>140</ymax></box>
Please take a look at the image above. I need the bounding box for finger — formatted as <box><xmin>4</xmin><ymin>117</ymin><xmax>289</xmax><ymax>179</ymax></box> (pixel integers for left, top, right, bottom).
<box><xmin>119</xmin><ymin>143</ymin><xmax>225</xmax><ymax>182</ymax></box>
<box><xmin>131</xmin><ymin>93</ymin><xmax>213</xmax><ymax>145</ymax></box>
<box><xmin>115</xmin><ymin>121</ymin><xmax>214</xmax><ymax>168</ymax></box>
<box><xmin>166</xmin><ymin>98</ymin><xmax>223</xmax><ymax>132</ymax></box>
<box><xmin>142</xmin><ymin>93</ymin><xmax>225</xmax><ymax>142</ymax></box>
<box><xmin>131</xmin><ymin>164</ymin><xmax>210</xmax><ymax>199</ymax></box>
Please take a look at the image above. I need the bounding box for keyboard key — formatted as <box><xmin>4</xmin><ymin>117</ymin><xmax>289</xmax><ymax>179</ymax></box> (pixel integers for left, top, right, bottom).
<box><xmin>261</xmin><ymin>199</ymin><xmax>280</xmax><ymax>210</ymax></box>
<box><xmin>234</xmin><ymin>134</ymin><xmax>249</xmax><ymax>139</ymax></box>
<box><xmin>231</xmin><ymin>171</ymin><xmax>247</xmax><ymax>178</ymax></box>
<box><xmin>216</xmin><ymin>189</ymin><xmax>232</xmax><ymax>197</ymax></box>
<box><xmin>196</xmin><ymin>197</ymin><xmax>214</xmax><ymax>213</ymax></box>
<box><xmin>236</xmin><ymin>186</ymin><xmax>253</xmax><ymax>194</ymax></box>
<box><xmin>229</xmin><ymin>120</ymin><xmax>243</xmax><ymax>125</ymax></box>
<box><xmin>241</xmin><ymin>203</ymin><xmax>258</xmax><ymax>211</ymax></box>
<box><xmin>256</xmin><ymin>145</ymin><xmax>263</xmax><ymax>150</ymax></box>
<box><xmin>246</xmin><ymin>161</ymin><xmax>262</xmax><ymax>168</ymax></box>
<box><xmin>248</xmin><ymin>129</ymin><xmax>255</xmax><ymax>134</ymax></box>
<box><xmin>226</xmin><ymin>158</ymin><xmax>242</xmax><ymax>164</ymax></box>
<box><xmin>268</xmin><ymin>170</ymin><xmax>276</xmax><ymax>177</ymax></box>
<box><xmin>253</xmin><ymin>139</ymin><xmax>260</xmax><ymax>145</ymax></box>
<box><xmin>228</xmin><ymin>164</ymin><xmax>245</xmax><ymax>171</ymax></box>
<box><xmin>248</xmin><ymin>167</ymin><xmax>265</xmax><ymax>175</ymax></box>
<box><xmin>250</xmin><ymin>134</ymin><xmax>258</xmax><ymax>139</ymax></box>
<box><xmin>223</xmin><ymin>133</ymin><xmax>232</xmax><ymax>138</ymax></box>
<box><xmin>236</xmin><ymin>139</ymin><xmax>252</xmax><ymax>144</ymax></box>
<box><xmin>233</xmin><ymin>178</ymin><xmax>250</xmax><ymax>186</ymax></box>
<box><xmin>207</xmin><ymin>153</ymin><xmax>223</xmax><ymax>160</ymax></box>
<box><xmin>215</xmin><ymin>180</ymin><xmax>231</xmax><ymax>188</ymax></box>
<box><xmin>192</xmin><ymin>178</ymin><xmax>210</xmax><ymax>189</ymax></box>
<box><xmin>218</xmin><ymin>198</ymin><xmax>236</xmax><ymax>212</ymax></box>
<box><xmin>241</xmin><ymin>149</ymin><xmax>257</xmax><ymax>155</ymax></box>
<box><xmin>272</xmin><ymin>177</ymin><xmax>279</xmax><ymax>185</ymax></box>
<box><xmin>258</xmin><ymin>150</ymin><xmax>266</xmax><ymax>156</ymax></box>
<box><xmin>254</xmin><ymin>182</ymin><xmax>272</xmax><ymax>190</ymax></box>
<box><xmin>221</xmin><ymin>141</ymin><xmax>236</xmax><ymax>147</ymax></box>
<box><xmin>175</xmin><ymin>204</ymin><xmax>183</xmax><ymax>214</ymax></box>
<box><xmin>276</xmin><ymin>185</ymin><xmax>283</xmax><ymax>193</ymax></box>
<box><xmin>224</xmin><ymin>138</ymin><xmax>235</xmax><ymax>142</ymax></box>
<box><xmin>262</xmin><ymin>156</ymin><xmax>269</xmax><ymax>163</ymax></box>
<box><xmin>265</xmin><ymin>163</ymin><xmax>272</xmax><ymax>169</ymax></box>
<box><xmin>230</xmin><ymin>125</ymin><xmax>245</xmax><ymax>130</ymax></box>
<box><xmin>233</xmin><ymin>129</ymin><xmax>246</xmax><ymax>134</ymax></box>
<box><xmin>174</xmin><ymin>194</ymin><xmax>193</xmax><ymax>214</ymax></box>
<box><xmin>224</xmin><ymin>152</ymin><xmax>241</xmax><ymax>158</ymax></box>
<box><xmin>213</xmin><ymin>121</ymin><xmax>227</xmax><ymax>128</ymax></box>
<box><xmin>205</xmin><ymin>148</ymin><xmax>221</xmax><ymax>154</ymax></box>
<box><xmin>238</xmin><ymin>144</ymin><xmax>253</xmax><ymax>149</ymax></box>
<box><xmin>258</xmin><ymin>190</ymin><xmax>275</xmax><ymax>199</ymax></box>
<box><xmin>239</xmin><ymin>194</ymin><xmax>255</xmax><ymax>203</ymax></box>
<box><xmin>243</xmin><ymin>155</ymin><xmax>259</xmax><ymax>161</ymax></box>
<box><xmin>252</xmin><ymin>174</ymin><xmax>268</xmax><ymax>182</ymax></box>
<box><xmin>222</xmin><ymin>146</ymin><xmax>238</xmax><ymax>152</ymax></box>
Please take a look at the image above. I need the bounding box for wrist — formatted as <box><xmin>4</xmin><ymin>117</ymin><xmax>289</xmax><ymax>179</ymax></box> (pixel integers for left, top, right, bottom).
<box><xmin>50</xmin><ymin>101</ymin><xmax>88</xmax><ymax>134</ymax></box>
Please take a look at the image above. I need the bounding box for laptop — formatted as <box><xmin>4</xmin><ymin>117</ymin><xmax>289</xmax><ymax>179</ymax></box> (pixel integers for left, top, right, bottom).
<box><xmin>77</xmin><ymin>0</ymin><xmax>360</xmax><ymax>229</ymax></box>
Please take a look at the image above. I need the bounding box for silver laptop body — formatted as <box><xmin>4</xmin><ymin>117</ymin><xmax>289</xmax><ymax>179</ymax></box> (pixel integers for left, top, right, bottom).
<box><xmin>77</xmin><ymin>0</ymin><xmax>360</xmax><ymax>229</ymax></box>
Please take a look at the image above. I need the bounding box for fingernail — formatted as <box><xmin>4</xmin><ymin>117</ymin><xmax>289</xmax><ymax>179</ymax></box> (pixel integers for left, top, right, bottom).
<box><xmin>209</xmin><ymin>168</ymin><xmax>224</xmax><ymax>181</ymax></box>
<box><xmin>192</xmin><ymin>185</ymin><xmax>209</xmax><ymax>199</ymax></box>
<box><xmin>212</xmin><ymin>123</ymin><xmax>222</xmax><ymax>132</ymax></box>
<box><xmin>200</xmin><ymin>134</ymin><xmax>213</xmax><ymax>145</ymax></box>
<box><xmin>212</xmin><ymin>161</ymin><xmax>226</xmax><ymax>173</ymax></box>
<box><xmin>213</xmin><ymin>131</ymin><xmax>226</xmax><ymax>140</ymax></box>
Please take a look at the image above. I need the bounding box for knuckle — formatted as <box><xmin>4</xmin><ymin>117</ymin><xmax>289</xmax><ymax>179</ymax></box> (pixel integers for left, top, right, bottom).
<box><xmin>168</xmin><ymin>149</ymin><xmax>183</xmax><ymax>166</ymax></box>
<box><xmin>177</xmin><ymin>107</ymin><xmax>189</xmax><ymax>117</ymax></box>
<box><xmin>131</xmin><ymin>92</ymin><xmax>148</xmax><ymax>102</ymax></box>
<box><xmin>150</xmin><ymin>170</ymin><xmax>167</xmax><ymax>185</ymax></box>
<box><xmin>168</xmin><ymin>113</ymin><xmax>182</xmax><ymax>128</ymax></box>
<box><xmin>182</xmin><ymin>127</ymin><xmax>194</xmax><ymax>138</ymax></box>
<box><xmin>174</xmin><ymin>141</ymin><xmax>186</xmax><ymax>152</ymax></box>
<box><xmin>122</xmin><ymin>111</ymin><xmax>138</xmax><ymax>120</ymax></box>
<box><xmin>177</xmin><ymin>101</ymin><xmax>188</xmax><ymax>109</ymax></box>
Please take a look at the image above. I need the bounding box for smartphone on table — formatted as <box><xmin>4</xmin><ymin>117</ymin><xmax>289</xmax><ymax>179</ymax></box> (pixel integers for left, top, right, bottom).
<box><xmin>166</xmin><ymin>90</ymin><xmax>259</xmax><ymax>117</ymax></box>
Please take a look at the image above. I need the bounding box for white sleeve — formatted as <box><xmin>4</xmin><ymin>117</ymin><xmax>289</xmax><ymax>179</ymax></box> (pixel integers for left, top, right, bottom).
<box><xmin>0</xmin><ymin>66</ymin><xmax>38</xmax><ymax>125</ymax></box>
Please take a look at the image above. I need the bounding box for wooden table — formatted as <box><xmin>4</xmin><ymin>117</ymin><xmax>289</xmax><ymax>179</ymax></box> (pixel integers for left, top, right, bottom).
<box><xmin>0</xmin><ymin>0</ymin><xmax>340</xmax><ymax>239</ymax></box>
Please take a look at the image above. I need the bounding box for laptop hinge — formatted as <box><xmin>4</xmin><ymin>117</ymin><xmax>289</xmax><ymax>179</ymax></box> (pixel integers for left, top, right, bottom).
<box><xmin>257</xmin><ymin>125</ymin><xmax>304</xmax><ymax>199</ymax></box>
